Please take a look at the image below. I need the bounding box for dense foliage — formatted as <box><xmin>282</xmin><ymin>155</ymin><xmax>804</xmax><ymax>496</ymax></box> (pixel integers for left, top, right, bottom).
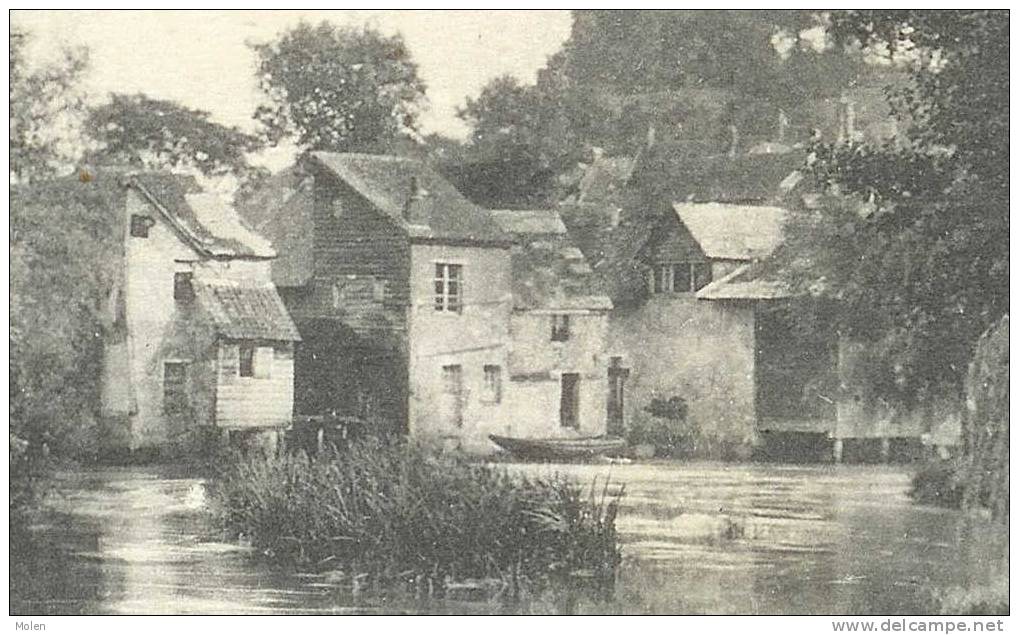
<box><xmin>252</xmin><ymin>21</ymin><xmax>425</xmax><ymax>153</ymax></box>
<box><xmin>10</xmin><ymin>28</ymin><xmax>89</xmax><ymax>183</ymax></box>
<box><xmin>86</xmin><ymin>93</ymin><xmax>263</xmax><ymax>184</ymax></box>
<box><xmin>787</xmin><ymin>10</ymin><xmax>1009</xmax><ymax>405</ymax></box>
<box><xmin>208</xmin><ymin>440</ymin><xmax>622</xmax><ymax>600</ymax></box>
<box><xmin>10</xmin><ymin>177</ymin><xmax>122</xmax><ymax>458</ymax></box>
<box><xmin>448</xmin><ymin>10</ymin><xmax>877</xmax><ymax>206</ymax></box>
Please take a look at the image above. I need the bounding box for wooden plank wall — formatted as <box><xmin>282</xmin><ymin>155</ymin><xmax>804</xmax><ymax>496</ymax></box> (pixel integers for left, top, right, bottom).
<box><xmin>216</xmin><ymin>341</ymin><xmax>295</xmax><ymax>428</ymax></box>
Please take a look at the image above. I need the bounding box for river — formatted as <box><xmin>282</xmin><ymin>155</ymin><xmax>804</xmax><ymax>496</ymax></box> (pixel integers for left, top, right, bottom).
<box><xmin>10</xmin><ymin>461</ymin><xmax>1006</xmax><ymax>615</ymax></box>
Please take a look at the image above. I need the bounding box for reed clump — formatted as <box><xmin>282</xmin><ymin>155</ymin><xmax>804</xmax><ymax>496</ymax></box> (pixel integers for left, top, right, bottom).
<box><xmin>206</xmin><ymin>438</ymin><xmax>623</xmax><ymax>600</ymax></box>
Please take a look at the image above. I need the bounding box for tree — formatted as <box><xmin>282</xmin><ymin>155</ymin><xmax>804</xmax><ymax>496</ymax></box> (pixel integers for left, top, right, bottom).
<box><xmin>785</xmin><ymin>11</ymin><xmax>1009</xmax><ymax>404</ymax></box>
<box><xmin>85</xmin><ymin>93</ymin><xmax>262</xmax><ymax>184</ymax></box>
<box><xmin>10</xmin><ymin>28</ymin><xmax>90</xmax><ymax>183</ymax></box>
<box><xmin>251</xmin><ymin>21</ymin><xmax>425</xmax><ymax>153</ymax></box>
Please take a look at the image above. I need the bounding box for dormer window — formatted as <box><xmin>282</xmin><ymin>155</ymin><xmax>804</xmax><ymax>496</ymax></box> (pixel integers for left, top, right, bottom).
<box><xmin>174</xmin><ymin>271</ymin><xmax>194</xmax><ymax>304</ymax></box>
<box><xmin>130</xmin><ymin>214</ymin><xmax>154</xmax><ymax>238</ymax></box>
<box><xmin>651</xmin><ymin>262</ymin><xmax>712</xmax><ymax>294</ymax></box>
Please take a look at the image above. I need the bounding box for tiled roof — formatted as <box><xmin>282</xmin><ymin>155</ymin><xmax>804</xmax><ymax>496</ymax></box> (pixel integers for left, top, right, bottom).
<box><xmin>492</xmin><ymin>209</ymin><xmax>612</xmax><ymax>312</ymax></box>
<box><xmin>236</xmin><ymin>166</ymin><xmax>315</xmax><ymax>287</ymax></box>
<box><xmin>194</xmin><ymin>278</ymin><xmax>301</xmax><ymax>341</ymax></box>
<box><xmin>672</xmin><ymin>202</ymin><xmax>787</xmax><ymax>261</ymax></box>
<box><xmin>309</xmin><ymin>152</ymin><xmax>511</xmax><ymax>245</ymax></box>
<box><xmin>130</xmin><ymin>173</ymin><xmax>275</xmax><ymax>258</ymax></box>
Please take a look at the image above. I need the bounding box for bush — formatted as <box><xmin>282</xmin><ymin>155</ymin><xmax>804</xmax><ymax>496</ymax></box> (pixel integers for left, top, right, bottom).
<box><xmin>628</xmin><ymin>396</ymin><xmax>698</xmax><ymax>458</ymax></box>
<box><xmin>909</xmin><ymin>459</ymin><xmax>965</xmax><ymax>509</ymax></box>
<box><xmin>206</xmin><ymin>439</ymin><xmax>623</xmax><ymax>600</ymax></box>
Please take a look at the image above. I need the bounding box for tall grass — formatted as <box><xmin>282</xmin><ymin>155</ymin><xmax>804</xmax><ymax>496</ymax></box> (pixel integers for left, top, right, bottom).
<box><xmin>206</xmin><ymin>438</ymin><xmax>623</xmax><ymax>600</ymax></box>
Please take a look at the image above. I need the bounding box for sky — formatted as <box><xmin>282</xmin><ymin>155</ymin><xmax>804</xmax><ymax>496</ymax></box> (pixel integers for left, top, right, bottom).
<box><xmin>12</xmin><ymin>10</ymin><xmax>574</xmax><ymax>142</ymax></box>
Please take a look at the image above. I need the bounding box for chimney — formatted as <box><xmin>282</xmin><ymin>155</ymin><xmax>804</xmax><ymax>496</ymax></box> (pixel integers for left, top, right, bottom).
<box><xmin>727</xmin><ymin>124</ymin><xmax>740</xmax><ymax>159</ymax></box>
<box><xmin>645</xmin><ymin>123</ymin><xmax>657</xmax><ymax>149</ymax></box>
<box><xmin>403</xmin><ymin>175</ymin><xmax>429</xmax><ymax>222</ymax></box>
<box><xmin>778</xmin><ymin>109</ymin><xmax>789</xmax><ymax>144</ymax></box>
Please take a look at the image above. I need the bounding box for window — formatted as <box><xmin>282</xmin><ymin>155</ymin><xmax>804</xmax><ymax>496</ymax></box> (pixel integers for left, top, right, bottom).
<box><xmin>163</xmin><ymin>362</ymin><xmax>187</xmax><ymax>414</ymax></box>
<box><xmin>238</xmin><ymin>343</ymin><xmax>255</xmax><ymax>377</ymax></box>
<box><xmin>650</xmin><ymin>262</ymin><xmax>713</xmax><ymax>293</ymax></box>
<box><xmin>174</xmin><ymin>271</ymin><xmax>194</xmax><ymax>304</ymax></box>
<box><xmin>482</xmin><ymin>365</ymin><xmax>502</xmax><ymax>403</ymax></box>
<box><xmin>551</xmin><ymin>314</ymin><xmax>571</xmax><ymax>342</ymax></box>
<box><xmin>238</xmin><ymin>344</ymin><xmax>273</xmax><ymax>379</ymax></box>
<box><xmin>130</xmin><ymin>214</ymin><xmax>154</xmax><ymax>238</ymax></box>
<box><xmin>434</xmin><ymin>263</ymin><xmax>463</xmax><ymax>313</ymax></box>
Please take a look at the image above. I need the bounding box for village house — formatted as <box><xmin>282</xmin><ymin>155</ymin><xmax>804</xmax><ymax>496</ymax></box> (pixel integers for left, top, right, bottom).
<box><xmin>490</xmin><ymin>209</ymin><xmax>615</xmax><ymax>439</ymax></box>
<box><xmin>242</xmin><ymin>152</ymin><xmax>520</xmax><ymax>451</ymax></box>
<box><xmin>92</xmin><ymin>171</ymin><xmax>301</xmax><ymax>456</ymax></box>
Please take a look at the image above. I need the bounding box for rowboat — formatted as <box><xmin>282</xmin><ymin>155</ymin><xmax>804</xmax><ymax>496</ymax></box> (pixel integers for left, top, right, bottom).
<box><xmin>488</xmin><ymin>434</ymin><xmax>628</xmax><ymax>460</ymax></box>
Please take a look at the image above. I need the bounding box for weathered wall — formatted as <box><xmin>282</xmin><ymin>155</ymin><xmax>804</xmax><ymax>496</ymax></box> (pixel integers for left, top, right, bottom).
<box><xmin>407</xmin><ymin>243</ymin><xmax>513</xmax><ymax>453</ymax></box>
<box><xmin>117</xmin><ymin>189</ymin><xmax>210</xmax><ymax>451</ymax></box>
<box><xmin>216</xmin><ymin>341</ymin><xmax>295</xmax><ymax>429</ymax></box>
<box><xmin>609</xmin><ymin>296</ymin><xmax>758</xmax><ymax>452</ymax></box>
<box><xmin>283</xmin><ymin>168</ymin><xmax>411</xmax><ymax>338</ymax></box>
<box><xmin>835</xmin><ymin>338</ymin><xmax>962</xmax><ymax>444</ymax></box>
<box><xmin>506</xmin><ymin>311</ymin><xmax>610</xmax><ymax>438</ymax></box>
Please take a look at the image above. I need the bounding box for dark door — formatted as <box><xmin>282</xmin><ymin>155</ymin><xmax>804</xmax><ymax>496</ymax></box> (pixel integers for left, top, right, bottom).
<box><xmin>560</xmin><ymin>373</ymin><xmax>580</xmax><ymax>429</ymax></box>
<box><xmin>607</xmin><ymin>357</ymin><xmax>629</xmax><ymax>435</ymax></box>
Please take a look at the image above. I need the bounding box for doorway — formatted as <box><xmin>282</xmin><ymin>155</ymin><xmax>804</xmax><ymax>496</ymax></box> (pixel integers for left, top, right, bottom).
<box><xmin>607</xmin><ymin>357</ymin><xmax>629</xmax><ymax>435</ymax></box>
<box><xmin>560</xmin><ymin>373</ymin><xmax>580</xmax><ymax>429</ymax></box>
<box><xmin>441</xmin><ymin>364</ymin><xmax>464</xmax><ymax>428</ymax></box>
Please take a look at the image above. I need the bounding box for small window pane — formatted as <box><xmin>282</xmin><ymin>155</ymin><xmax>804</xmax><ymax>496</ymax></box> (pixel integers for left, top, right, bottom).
<box><xmin>174</xmin><ymin>272</ymin><xmax>194</xmax><ymax>303</ymax></box>
<box><xmin>130</xmin><ymin>215</ymin><xmax>153</xmax><ymax>238</ymax></box>
<box><xmin>551</xmin><ymin>314</ymin><xmax>571</xmax><ymax>342</ymax></box>
<box><xmin>239</xmin><ymin>343</ymin><xmax>255</xmax><ymax>377</ymax></box>
<box><xmin>483</xmin><ymin>365</ymin><xmax>502</xmax><ymax>403</ymax></box>
<box><xmin>673</xmin><ymin>264</ymin><xmax>692</xmax><ymax>292</ymax></box>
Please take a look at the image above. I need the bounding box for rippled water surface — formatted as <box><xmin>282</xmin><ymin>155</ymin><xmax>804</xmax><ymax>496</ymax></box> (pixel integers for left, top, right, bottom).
<box><xmin>10</xmin><ymin>462</ymin><xmax>1006</xmax><ymax>615</ymax></box>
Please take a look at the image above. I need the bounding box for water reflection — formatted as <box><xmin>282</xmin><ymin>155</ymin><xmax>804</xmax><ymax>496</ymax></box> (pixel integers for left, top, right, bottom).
<box><xmin>10</xmin><ymin>462</ymin><xmax>1006</xmax><ymax>615</ymax></box>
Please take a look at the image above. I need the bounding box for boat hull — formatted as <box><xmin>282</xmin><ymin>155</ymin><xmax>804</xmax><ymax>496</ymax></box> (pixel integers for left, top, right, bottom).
<box><xmin>488</xmin><ymin>434</ymin><xmax>628</xmax><ymax>460</ymax></box>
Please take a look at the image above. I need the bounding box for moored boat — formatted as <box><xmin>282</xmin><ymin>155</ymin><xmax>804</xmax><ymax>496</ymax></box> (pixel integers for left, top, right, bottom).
<box><xmin>488</xmin><ymin>434</ymin><xmax>628</xmax><ymax>460</ymax></box>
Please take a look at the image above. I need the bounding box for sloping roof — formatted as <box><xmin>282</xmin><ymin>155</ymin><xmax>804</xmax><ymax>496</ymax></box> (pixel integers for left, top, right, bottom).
<box><xmin>193</xmin><ymin>278</ymin><xmax>301</xmax><ymax>341</ymax></box>
<box><xmin>309</xmin><ymin>152</ymin><xmax>510</xmax><ymax>245</ymax></box>
<box><xmin>696</xmin><ymin>264</ymin><xmax>794</xmax><ymax>301</ymax></box>
<box><xmin>130</xmin><ymin>173</ymin><xmax>275</xmax><ymax>258</ymax></box>
<box><xmin>236</xmin><ymin>166</ymin><xmax>315</xmax><ymax>286</ymax></box>
<box><xmin>632</xmin><ymin>144</ymin><xmax>806</xmax><ymax>204</ymax></box>
<box><xmin>672</xmin><ymin>202</ymin><xmax>787</xmax><ymax>261</ymax></box>
<box><xmin>491</xmin><ymin>209</ymin><xmax>612</xmax><ymax>312</ymax></box>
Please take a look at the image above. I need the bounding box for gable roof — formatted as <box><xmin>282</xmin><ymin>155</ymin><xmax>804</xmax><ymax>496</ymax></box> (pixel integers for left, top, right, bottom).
<box><xmin>491</xmin><ymin>209</ymin><xmax>611</xmax><ymax>312</ymax></box>
<box><xmin>672</xmin><ymin>202</ymin><xmax>786</xmax><ymax>261</ymax></box>
<box><xmin>129</xmin><ymin>173</ymin><xmax>275</xmax><ymax>259</ymax></box>
<box><xmin>193</xmin><ymin>278</ymin><xmax>301</xmax><ymax>342</ymax></box>
<box><xmin>236</xmin><ymin>166</ymin><xmax>315</xmax><ymax>287</ymax></box>
<box><xmin>308</xmin><ymin>152</ymin><xmax>510</xmax><ymax>246</ymax></box>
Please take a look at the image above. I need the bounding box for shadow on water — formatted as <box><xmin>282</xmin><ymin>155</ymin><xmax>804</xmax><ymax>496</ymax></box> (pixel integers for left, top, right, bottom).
<box><xmin>10</xmin><ymin>462</ymin><xmax>1008</xmax><ymax>615</ymax></box>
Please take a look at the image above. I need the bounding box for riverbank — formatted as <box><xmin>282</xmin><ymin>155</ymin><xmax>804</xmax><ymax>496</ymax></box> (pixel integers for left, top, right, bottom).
<box><xmin>10</xmin><ymin>460</ymin><xmax>1007</xmax><ymax>615</ymax></box>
